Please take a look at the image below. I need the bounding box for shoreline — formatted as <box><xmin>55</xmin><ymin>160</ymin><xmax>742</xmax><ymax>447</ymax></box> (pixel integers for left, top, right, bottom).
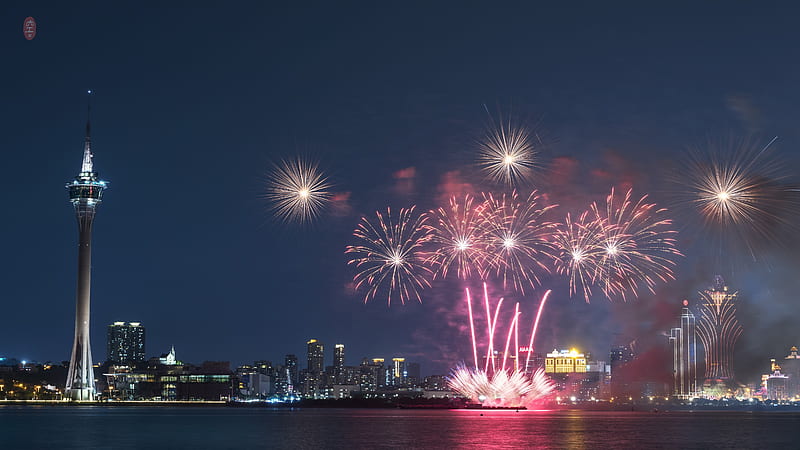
<box><xmin>3</xmin><ymin>399</ymin><xmax>800</xmax><ymax>412</ymax></box>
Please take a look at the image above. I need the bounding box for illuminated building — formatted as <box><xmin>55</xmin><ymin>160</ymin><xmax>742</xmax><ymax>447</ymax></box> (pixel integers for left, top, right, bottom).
<box><xmin>307</xmin><ymin>339</ymin><xmax>324</xmax><ymax>373</ymax></box>
<box><xmin>284</xmin><ymin>354</ymin><xmax>298</xmax><ymax>388</ymax></box>
<box><xmin>609</xmin><ymin>345</ymin><xmax>635</xmax><ymax>371</ymax></box>
<box><xmin>518</xmin><ymin>347</ymin><xmax>545</xmax><ymax>374</ymax></box>
<box><xmin>157</xmin><ymin>346</ymin><xmax>178</xmax><ymax>366</ymax></box>
<box><xmin>104</xmin><ymin>358</ymin><xmax>233</xmax><ymax>401</ymax></box>
<box><xmin>333</xmin><ymin>344</ymin><xmax>345</xmax><ymax>384</ymax></box>
<box><xmin>669</xmin><ymin>305</ymin><xmax>697</xmax><ymax>399</ymax></box>
<box><xmin>107</xmin><ymin>322</ymin><xmax>145</xmax><ymax>364</ymax></box>
<box><xmin>392</xmin><ymin>357</ymin><xmax>407</xmax><ymax>386</ymax></box>
<box><xmin>766</xmin><ymin>369</ymin><xmax>789</xmax><ymax>400</ymax></box>
<box><xmin>545</xmin><ymin>349</ymin><xmax>587</xmax><ymax>374</ymax></box>
<box><xmin>782</xmin><ymin>346</ymin><xmax>800</xmax><ymax>398</ymax></box>
<box><xmin>406</xmin><ymin>362</ymin><xmax>421</xmax><ymax>386</ymax></box>
<box><xmin>303</xmin><ymin>340</ymin><xmax>324</xmax><ymax>398</ymax></box>
<box><xmin>65</xmin><ymin>100</ymin><xmax>109</xmax><ymax>401</ymax></box>
<box><xmin>359</xmin><ymin>358</ymin><xmax>385</xmax><ymax>392</ymax></box>
<box><xmin>696</xmin><ymin>276</ymin><xmax>742</xmax><ymax>383</ymax></box>
<box><xmin>253</xmin><ymin>360</ymin><xmax>274</xmax><ymax>377</ymax></box>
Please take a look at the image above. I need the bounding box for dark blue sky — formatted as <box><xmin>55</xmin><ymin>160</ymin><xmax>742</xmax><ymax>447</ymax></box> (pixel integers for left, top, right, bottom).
<box><xmin>2</xmin><ymin>2</ymin><xmax>800</xmax><ymax>379</ymax></box>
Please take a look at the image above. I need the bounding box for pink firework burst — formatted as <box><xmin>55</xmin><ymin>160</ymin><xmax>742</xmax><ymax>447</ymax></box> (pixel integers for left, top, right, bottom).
<box><xmin>553</xmin><ymin>211</ymin><xmax>608</xmax><ymax>302</ymax></box>
<box><xmin>345</xmin><ymin>206</ymin><xmax>434</xmax><ymax>306</ymax></box>
<box><xmin>424</xmin><ymin>195</ymin><xmax>493</xmax><ymax>280</ymax></box>
<box><xmin>481</xmin><ymin>190</ymin><xmax>558</xmax><ymax>295</ymax></box>
<box><xmin>591</xmin><ymin>188</ymin><xmax>682</xmax><ymax>301</ymax></box>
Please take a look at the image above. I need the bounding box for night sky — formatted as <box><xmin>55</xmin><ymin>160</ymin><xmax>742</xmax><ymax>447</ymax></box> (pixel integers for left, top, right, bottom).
<box><xmin>2</xmin><ymin>3</ymin><xmax>800</xmax><ymax>381</ymax></box>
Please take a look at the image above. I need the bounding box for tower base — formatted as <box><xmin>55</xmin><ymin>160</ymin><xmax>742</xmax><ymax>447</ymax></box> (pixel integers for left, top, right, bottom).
<box><xmin>65</xmin><ymin>387</ymin><xmax>95</xmax><ymax>402</ymax></box>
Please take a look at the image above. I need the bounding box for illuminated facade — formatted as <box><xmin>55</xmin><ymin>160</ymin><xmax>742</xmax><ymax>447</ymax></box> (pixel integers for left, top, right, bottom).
<box><xmin>518</xmin><ymin>347</ymin><xmax>545</xmax><ymax>374</ymax></box>
<box><xmin>392</xmin><ymin>357</ymin><xmax>407</xmax><ymax>386</ymax></box>
<box><xmin>609</xmin><ymin>345</ymin><xmax>634</xmax><ymax>371</ymax></box>
<box><xmin>696</xmin><ymin>276</ymin><xmax>742</xmax><ymax>382</ymax></box>
<box><xmin>545</xmin><ymin>349</ymin><xmax>587</xmax><ymax>374</ymax></box>
<box><xmin>333</xmin><ymin>344</ymin><xmax>345</xmax><ymax>384</ymax></box>
<box><xmin>285</xmin><ymin>354</ymin><xmax>298</xmax><ymax>389</ymax></box>
<box><xmin>766</xmin><ymin>370</ymin><xmax>789</xmax><ymax>400</ymax></box>
<box><xmin>304</xmin><ymin>340</ymin><xmax>324</xmax><ymax>397</ymax></box>
<box><xmin>669</xmin><ymin>306</ymin><xmax>697</xmax><ymax>399</ymax></box>
<box><xmin>307</xmin><ymin>339</ymin><xmax>324</xmax><ymax>373</ymax></box>
<box><xmin>782</xmin><ymin>347</ymin><xmax>800</xmax><ymax>398</ymax></box>
<box><xmin>65</xmin><ymin>105</ymin><xmax>108</xmax><ymax>401</ymax></box>
<box><xmin>107</xmin><ymin>322</ymin><xmax>145</xmax><ymax>364</ymax></box>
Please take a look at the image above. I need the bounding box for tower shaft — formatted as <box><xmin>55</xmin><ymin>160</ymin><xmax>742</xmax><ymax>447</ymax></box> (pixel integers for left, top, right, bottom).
<box><xmin>64</xmin><ymin>99</ymin><xmax>107</xmax><ymax>401</ymax></box>
<box><xmin>65</xmin><ymin>218</ymin><xmax>96</xmax><ymax>400</ymax></box>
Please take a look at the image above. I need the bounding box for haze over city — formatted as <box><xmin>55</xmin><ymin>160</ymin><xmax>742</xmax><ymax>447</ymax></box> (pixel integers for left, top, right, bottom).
<box><xmin>2</xmin><ymin>2</ymin><xmax>800</xmax><ymax>386</ymax></box>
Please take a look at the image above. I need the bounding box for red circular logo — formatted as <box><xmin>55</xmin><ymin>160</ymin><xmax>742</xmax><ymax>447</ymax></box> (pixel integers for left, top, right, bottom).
<box><xmin>682</xmin><ymin>299</ymin><xmax>689</xmax><ymax>306</ymax></box>
<box><xmin>23</xmin><ymin>17</ymin><xmax>36</xmax><ymax>40</ymax></box>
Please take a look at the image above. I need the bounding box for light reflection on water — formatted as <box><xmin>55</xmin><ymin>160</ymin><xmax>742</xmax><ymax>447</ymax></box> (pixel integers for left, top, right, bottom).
<box><xmin>0</xmin><ymin>406</ymin><xmax>797</xmax><ymax>449</ymax></box>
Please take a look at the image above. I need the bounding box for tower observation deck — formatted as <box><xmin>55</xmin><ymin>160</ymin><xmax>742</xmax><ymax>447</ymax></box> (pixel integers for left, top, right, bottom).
<box><xmin>65</xmin><ymin>98</ymin><xmax>108</xmax><ymax>401</ymax></box>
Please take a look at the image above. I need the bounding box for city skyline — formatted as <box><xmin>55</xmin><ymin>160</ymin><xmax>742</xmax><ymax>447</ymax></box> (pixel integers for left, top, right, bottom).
<box><xmin>2</xmin><ymin>3</ymin><xmax>800</xmax><ymax>382</ymax></box>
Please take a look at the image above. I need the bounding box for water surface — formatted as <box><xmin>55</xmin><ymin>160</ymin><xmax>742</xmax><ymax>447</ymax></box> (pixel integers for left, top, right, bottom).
<box><xmin>1</xmin><ymin>406</ymin><xmax>797</xmax><ymax>449</ymax></box>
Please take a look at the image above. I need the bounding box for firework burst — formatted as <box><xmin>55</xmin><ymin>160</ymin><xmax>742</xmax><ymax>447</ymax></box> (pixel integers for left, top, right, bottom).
<box><xmin>449</xmin><ymin>285</ymin><xmax>555</xmax><ymax>407</ymax></box>
<box><xmin>265</xmin><ymin>157</ymin><xmax>332</xmax><ymax>224</ymax></box>
<box><xmin>553</xmin><ymin>211</ymin><xmax>608</xmax><ymax>302</ymax></box>
<box><xmin>591</xmin><ymin>188</ymin><xmax>682</xmax><ymax>301</ymax></box>
<box><xmin>345</xmin><ymin>206</ymin><xmax>434</xmax><ymax>306</ymax></box>
<box><xmin>481</xmin><ymin>191</ymin><xmax>558</xmax><ymax>295</ymax></box>
<box><xmin>682</xmin><ymin>136</ymin><xmax>800</xmax><ymax>259</ymax></box>
<box><xmin>477</xmin><ymin>113</ymin><xmax>539</xmax><ymax>186</ymax></box>
<box><xmin>424</xmin><ymin>195</ymin><xmax>493</xmax><ymax>280</ymax></box>
<box><xmin>449</xmin><ymin>365</ymin><xmax>554</xmax><ymax>408</ymax></box>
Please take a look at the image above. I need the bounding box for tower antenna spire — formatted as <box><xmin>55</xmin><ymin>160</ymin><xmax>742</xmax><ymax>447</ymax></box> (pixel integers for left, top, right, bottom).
<box><xmin>81</xmin><ymin>90</ymin><xmax>94</xmax><ymax>173</ymax></box>
<box><xmin>86</xmin><ymin>90</ymin><xmax>92</xmax><ymax>141</ymax></box>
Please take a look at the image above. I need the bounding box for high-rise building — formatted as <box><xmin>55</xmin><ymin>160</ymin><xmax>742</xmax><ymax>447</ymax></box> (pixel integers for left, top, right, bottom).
<box><xmin>609</xmin><ymin>345</ymin><xmax>635</xmax><ymax>371</ymax></box>
<box><xmin>65</xmin><ymin>100</ymin><xmax>108</xmax><ymax>401</ymax></box>
<box><xmin>392</xmin><ymin>357</ymin><xmax>407</xmax><ymax>386</ymax></box>
<box><xmin>696</xmin><ymin>276</ymin><xmax>742</xmax><ymax>382</ymax></box>
<box><xmin>107</xmin><ymin>322</ymin><xmax>146</xmax><ymax>364</ymax></box>
<box><xmin>333</xmin><ymin>344</ymin><xmax>345</xmax><ymax>384</ymax></box>
<box><xmin>406</xmin><ymin>362</ymin><xmax>421</xmax><ymax>385</ymax></box>
<box><xmin>307</xmin><ymin>339</ymin><xmax>324</xmax><ymax>373</ymax></box>
<box><xmin>669</xmin><ymin>305</ymin><xmax>697</xmax><ymax>399</ymax></box>
<box><xmin>284</xmin><ymin>354</ymin><xmax>298</xmax><ymax>389</ymax></box>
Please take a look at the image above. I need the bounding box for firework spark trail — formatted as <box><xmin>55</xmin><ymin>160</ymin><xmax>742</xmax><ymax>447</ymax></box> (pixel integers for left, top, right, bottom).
<box><xmin>345</xmin><ymin>206</ymin><xmax>434</xmax><ymax>306</ymax></box>
<box><xmin>424</xmin><ymin>195</ymin><xmax>493</xmax><ymax>281</ymax></box>
<box><xmin>485</xmin><ymin>289</ymin><xmax>504</xmax><ymax>373</ymax></box>
<box><xmin>449</xmin><ymin>284</ymin><xmax>555</xmax><ymax>407</ymax></box>
<box><xmin>477</xmin><ymin>110</ymin><xmax>539</xmax><ymax>186</ymax></box>
<box><xmin>466</xmin><ymin>288</ymin><xmax>479</xmax><ymax>370</ymax></box>
<box><xmin>525</xmin><ymin>290</ymin><xmax>551</xmax><ymax>369</ymax></box>
<box><xmin>553</xmin><ymin>211</ymin><xmax>607</xmax><ymax>302</ymax></box>
<box><xmin>265</xmin><ymin>157</ymin><xmax>331</xmax><ymax>223</ymax></box>
<box><xmin>592</xmin><ymin>188</ymin><xmax>682</xmax><ymax>301</ymax></box>
<box><xmin>481</xmin><ymin>191</ymin><xmax>558</xmax><ymax>295</ymax></box>
<box><xmin>500</xmin><ymin>302</ymin><xmax>520</xmax><ymax>372</ymax></box>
